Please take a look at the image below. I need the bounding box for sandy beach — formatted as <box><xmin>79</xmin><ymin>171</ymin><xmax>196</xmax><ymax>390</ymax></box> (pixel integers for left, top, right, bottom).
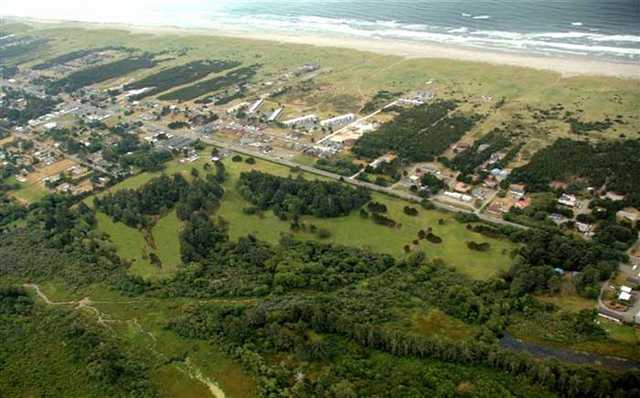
<box><xmin>9</xmin><ymin>17</ymin><xmax>640</xmax><ymax>79</ymax></box>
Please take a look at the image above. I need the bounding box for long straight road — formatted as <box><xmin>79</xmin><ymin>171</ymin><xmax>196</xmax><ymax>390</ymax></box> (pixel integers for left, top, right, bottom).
<box><xmin>197</xmin><ymin>135</ymin><xmax>527</xmax><ymax>230</ymax></box>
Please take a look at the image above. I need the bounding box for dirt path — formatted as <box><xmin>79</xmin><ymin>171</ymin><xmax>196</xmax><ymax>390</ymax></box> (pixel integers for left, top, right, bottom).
<box><xmin>22</xmin><ymin>283</ymin><xmax>225</xmax><ymax>398</ymax></box>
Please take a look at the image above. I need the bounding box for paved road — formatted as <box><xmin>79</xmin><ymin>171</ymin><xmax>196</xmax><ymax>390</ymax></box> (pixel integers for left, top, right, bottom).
<box><xmin>200</xmin><ymin>136</ymin><xmax>526</xmax><ymax>230</ymax></box>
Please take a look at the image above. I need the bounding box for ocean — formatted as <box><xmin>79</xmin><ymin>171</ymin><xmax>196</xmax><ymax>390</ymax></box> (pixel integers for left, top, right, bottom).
<box><xmin>205</xmin><ymin>0</ymin><xmax>640</xmax><ymax>62</ymax></box>
<box><xmin>3</xmin><ymin>0</ymin><xmax>640</xmax><ymax>62</ymax></box>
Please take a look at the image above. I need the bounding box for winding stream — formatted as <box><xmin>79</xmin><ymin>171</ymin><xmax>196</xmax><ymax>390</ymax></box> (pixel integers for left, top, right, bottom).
<box><xmin>500</xmin><ymin>332</ymin><xmax>640</xmax><ymax>371</ymax></box>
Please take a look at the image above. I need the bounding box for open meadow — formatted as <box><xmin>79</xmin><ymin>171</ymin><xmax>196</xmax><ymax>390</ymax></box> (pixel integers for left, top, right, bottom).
<box><xmin>87</xmin><ymin>149</ymin><xmax>516</xmax><ymax>281</ymax></box>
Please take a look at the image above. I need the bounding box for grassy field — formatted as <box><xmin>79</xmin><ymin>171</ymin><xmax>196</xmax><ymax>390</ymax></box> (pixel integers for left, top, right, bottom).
<box><xmin>3</xmin><ymin>175</ymin><xmax>49</xmax><ymax>204</ymax></box>
<box><xmin>89</xmin><ymin>152</ymin><xmax>515</xmax><ymax>280</ymax></box>
<box><xmin>409</xmin><ymin>309</ymin><xmax>477</xmax><ymax>342</ymax></box>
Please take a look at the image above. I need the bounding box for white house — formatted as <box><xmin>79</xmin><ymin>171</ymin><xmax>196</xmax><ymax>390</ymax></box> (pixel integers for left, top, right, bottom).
<box><xmin>558</xmin><ymin>193</ymin><xmax>577</xmax><ymax>208</ymax></box>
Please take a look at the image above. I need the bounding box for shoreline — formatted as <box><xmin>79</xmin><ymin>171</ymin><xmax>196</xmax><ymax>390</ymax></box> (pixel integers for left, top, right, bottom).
<box><xmin>7</xmin><ymin>16</ymin><xmax>640</xmax><ymax>79</ymax></box>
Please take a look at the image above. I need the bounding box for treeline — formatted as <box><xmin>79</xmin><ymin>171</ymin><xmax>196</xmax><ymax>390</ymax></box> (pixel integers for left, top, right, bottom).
<box><xmin>509</xmin><ymin>138</ymin><xmax>640</xmax><ymax>208</ymax></box>
<box><xmin>0</xmin><ymin>38</ymin><xmax>48</xmax><ymax>62</ymax></box>
<box><xmin>0</xmin><ymin>195</ymin><xmax>125</xmax><ymax>286</ymax></box>
<box><xmin>32</xmin><ymin>47</ymin><xmax>125</xmax><ymax>70</ymax></box>
<box><xmin>158</xmin><ymin>64</ymin><xmax>259</xmax><ymax>101</ymax></box>
<box><xmin>46</xmin><ymin>55</ymin><xmax>156</xmax><ymax>94</ymax></box>
<box><xmin>237</xmin><ymin>170</ymin><xmax>370</xmax><ymax>218</ymax></box>
<box><xmin>0</xmin><ymin>195</ymin><xmax>26</xmax><ymax>227</ymax></box>
<box><xmin>314</xmin><ymin>158</ymin><xmax>361</xmax><ymax>177</ymax></box>
<box><xmin>507</xmin><ymin>228</ymin><xmax>624</xmax><ymax>298</ymax></box>
<box><xmin>442</xmin><ymin>129</ymin><xmax>512</xmax><ymax>176</ymax></box>
<box><xmin>95</xmin><ymin>171</ymin><xmax>224</xmax><ymax>229</ymax></box>
<box><xmin>169</xmin><ymin>292</ymin><xmax>637</xmax><ymax>398</ymax></box>
<box><xmin>123</xmin><ymin>59</ymin><xmax>240</xmax><ymax>99</ymax></box>
<box><xmin>353</xmin><ymin>100</ymin><xmax>479</xmax><ymax>162</ymax></box>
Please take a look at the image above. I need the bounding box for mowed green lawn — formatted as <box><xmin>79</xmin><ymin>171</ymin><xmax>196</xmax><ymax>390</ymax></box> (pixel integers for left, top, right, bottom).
<box><xmin>91</xmin><ymin>152</ymin><xmax>515</xmax><ymax>280</ymax></box>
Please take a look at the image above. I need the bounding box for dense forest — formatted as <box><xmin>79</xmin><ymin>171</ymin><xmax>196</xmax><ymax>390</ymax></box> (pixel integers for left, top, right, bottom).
<box><xmin>158</xmin><ymin>64</ymin><xmax>260</xmax><ymax>101</ymax></box>
<box><xmin>353</xmin><ymin>100</ymin><xmax>480</xmax><ymax>162</ymax></box>
<box><xmin>123</xmin><ymin>59</ymin><xmax>240</xmax><ymax>99</ymax></box>
<box><xmin>0</xmin><ymin>288</ymin><xmax>157</xmax><ymax>397</ymax></box>
<box><xmin>237</xmin><ymin>170</ymin><xmax>371</xmax><ymax>219</ymax></box>
<box><xmin>509</xmin><ymin>138</ymin><xmax>640</xmax><ymax>208</ymax></box>
<box><xmin>95</xmin><ymin>170</ymin><xmax>225</xmax><ymax>229</ymax></box>
<box><xmin>46</xmin><ymin>55</ymin><xmax>157</xmax><ymax>94</ymax></box>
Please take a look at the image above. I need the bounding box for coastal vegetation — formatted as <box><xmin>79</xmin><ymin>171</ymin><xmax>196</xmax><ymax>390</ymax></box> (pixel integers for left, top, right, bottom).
<box><xmin>158</xmin><ymin>64</ymin><xmax>260</xmax><ymax>101</ymax></box>
<box><xmin>123</xmin><ymin>59</ymin><xmax>241</xmax><ymax>99</ymax></box>
<box><xmin>353</xmin><ymin>100</ymin><xmax>480</xmax><ymax>161</ymax></box>
<box><xmin>46</xmin><ymin>55</ymin><xmax>156</xmax><ymax>94</ymax></box>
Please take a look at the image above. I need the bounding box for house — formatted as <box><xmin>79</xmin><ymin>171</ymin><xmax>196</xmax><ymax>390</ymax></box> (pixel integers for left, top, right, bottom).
<box><xmin>617</xmin><ymin>208</ymin><xmax>640</xmax><ymax>223</ymax></box>
<box><xmin>514</xmin><ymin>198</ymin><xmax>531</xmax><ymax>209</ymax></box>
<box><xmin>490</xmin><ymin>168</ymin><xmax>510</xmax><ymax>179</ymax></box>
<box><xmin>635</xmin><ymin>311</ymin><xmax>640</xmax><ymax>325</ymax></box>
<box><xmin>576</xmin><ymin>222</ymin><xmax>593</xmax><ymax>234</ymax></box>
<box><xmin>619</xmin><ymin>291</ymin><xmax>632</xmax><ymax>301</ymax></box>
<box><xmin>605</xmin><ymin>191</ymin><xmax>626</xmax><ymax>202</ymax></box>
<box><xmin>509</xmin><ymin>184</ymin><xmax>526</xmax><ymax>199</ymax></box>
<box><xmin>558</xmin><ymin>193</ymin><xmax>577</xmax><ymax>208</ymax></box>
<box><xmin>484</xmin><ymin>176</ymin><xmax>499</xmax><ymax>189</ymax></box>
<box><xmin>621</xmin><ymin>286</ymin><xmax>632</xmax><ymax>294</ymax></box>
<box><xmin>454</xmin><ymin>182</ymin><xmax>472</xmax><ymax>194</ymax></box>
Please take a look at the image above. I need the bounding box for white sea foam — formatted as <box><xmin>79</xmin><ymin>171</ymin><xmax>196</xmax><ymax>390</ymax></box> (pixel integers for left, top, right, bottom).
<box><xmin>571</xmin><ymin>22</ymin><xmax>583</xmax><ymax>26</ymax></box>
<box><xmin>209</xmin><ymin>13</ymin><xmax>640</xmax><ymax>61</ymax></box>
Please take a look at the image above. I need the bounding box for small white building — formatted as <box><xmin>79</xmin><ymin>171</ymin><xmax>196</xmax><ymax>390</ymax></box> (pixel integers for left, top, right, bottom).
<box><xmin>558</xmin><ymin>193</ymin><xmax>577</xmax><ymax>208</ymax></box>
<box><xmin>619</xmin><ymin>291</ymin><xmax>632</xmax><ymax>301</ymax></box>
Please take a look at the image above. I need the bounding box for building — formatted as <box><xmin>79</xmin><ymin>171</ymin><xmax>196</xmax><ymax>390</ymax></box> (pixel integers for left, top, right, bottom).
<box><xmin>558</xmin><ymin>193</ymin><xmax>578</xmax><ymax>208</ymax></box>
<box><xmin>282</xmin><ymin>115</ymin><xmax>318</xmax><ymax>130</ymax></box>
<box><xmin>267</xmin><ymin>108</ymin><xmax>284</xmax><ymax>122</ymax></box>
<box><xmin>617</xmin><ymin>208</ymin><xmax>640</xmax><ymax>223</ymax></box>
<box><xmin>444</xmin><ymin>191</ymin><xmax>473</xmax><ymax>203</ymax></box>
<box><xmin>454</xmin><ymin>182</ymin><xmax>472</xmax><ymax>194</ymax></box>
<box><xmin>509</xmin><ymin>184</ymin><xmax>526</xmax><ymax>199</ymax></box>
<box><xmin>247</xmin><ymin>98</ymin><xmax>264</xmax><ymax>114</ymax></box>
<box><xmin>576</xmin><ymin>222</ymin><xmax>593</xmax><ymax>234</ymax></box>
<box><xmin>619</xmin><ymin>291</ymin><xmax>632</xmax><ymax>301</ymax></box>
<box><xmin>605</xmin><ymin>191</ymin><xmax>626</xmax><ymax>202</ymax></box>
<box><xmin>320</xmin><ymin>113</ymin><xmax>356</xmax><ymax>129</ymax></box>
